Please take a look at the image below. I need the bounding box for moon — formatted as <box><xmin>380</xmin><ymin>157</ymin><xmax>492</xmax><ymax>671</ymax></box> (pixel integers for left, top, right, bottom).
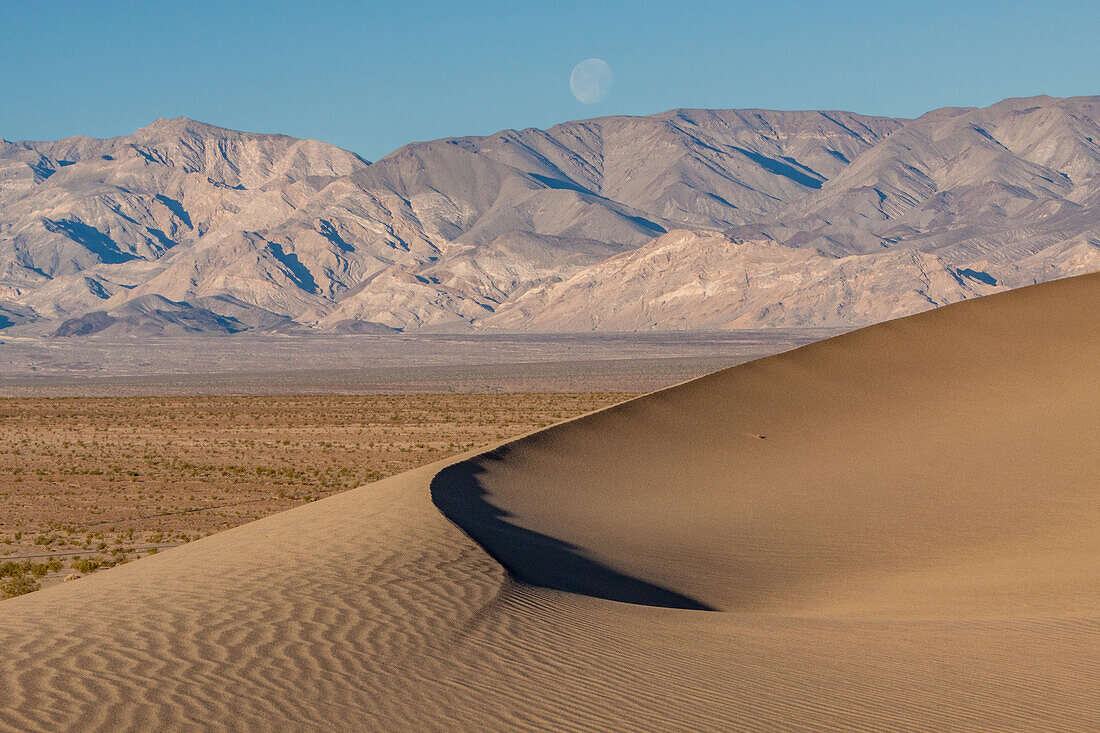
<box><xmin>570</xmin><ymin>58</ymin><xmax>613</xmax><ymax>104</ymax></box>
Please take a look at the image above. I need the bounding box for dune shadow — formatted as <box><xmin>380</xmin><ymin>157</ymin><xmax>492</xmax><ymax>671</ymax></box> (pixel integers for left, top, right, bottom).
<box><xmin>430</xmin><ymin>448</ymin><xmax>713</xmax><ymax>610</ymax></box>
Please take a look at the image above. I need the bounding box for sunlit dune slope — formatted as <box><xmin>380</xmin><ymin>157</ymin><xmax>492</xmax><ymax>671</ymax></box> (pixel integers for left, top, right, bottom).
<box><xmin>1</xmin><ymin>273</ymin><xmax>1097</xmax><ymax>732</ymax></box>
<box><xmin>437</xmin><ymin>270</ymin><xmax>1100</xmax><ymax>618</ymax></box>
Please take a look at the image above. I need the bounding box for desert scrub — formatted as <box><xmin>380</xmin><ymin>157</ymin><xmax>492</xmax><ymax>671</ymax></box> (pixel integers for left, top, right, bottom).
<box><xmin>1</xmin><ymin>573</ymin><xmax>39</xmax><ymax>599</ymax></box>
<box><xmin>0</xmin><ymin>393</ymin><xmax>631</xmax><ymax>558</ymax></box>
<box><xmin>71</xmin><ymin>556</ymin><xmax>120</xmax><ymax>575</ymax></box>
<box><xmin>0</xmin><ymin>559</ymin><xmax>61</xmax><ymax>579</ymax></box>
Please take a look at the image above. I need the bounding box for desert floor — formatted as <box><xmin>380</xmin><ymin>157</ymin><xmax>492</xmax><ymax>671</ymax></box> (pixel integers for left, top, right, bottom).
<box><xmin>0</xmin><ymin>393</ymin><xmax>630</xmax><ymax>596</ymax></box>
<box><xmin>0</xmin><ymin>329</ymin><xmax>829</xmax><ymax>396</ymax></box>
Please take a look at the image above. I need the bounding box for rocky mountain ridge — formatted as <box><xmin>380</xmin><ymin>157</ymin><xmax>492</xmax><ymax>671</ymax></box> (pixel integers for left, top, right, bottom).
<box><xmin>1</xmin><ymin>96</ymin><xmax>1097</xmax><ymax>335</ymax></box>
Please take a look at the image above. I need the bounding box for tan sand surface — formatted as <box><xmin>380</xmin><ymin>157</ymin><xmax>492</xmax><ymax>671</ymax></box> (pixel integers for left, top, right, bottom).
<box><xmin>1</xmin><ymin>273</ymin><xmax>1097</xmax><ymax>731</ymax></box>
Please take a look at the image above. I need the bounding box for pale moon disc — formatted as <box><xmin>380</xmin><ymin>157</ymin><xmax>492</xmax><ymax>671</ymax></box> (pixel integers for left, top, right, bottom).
<box><xmin>570</xmin><ymin>58</ymin><xmax>613</xmax><ymax>104</ymax></box>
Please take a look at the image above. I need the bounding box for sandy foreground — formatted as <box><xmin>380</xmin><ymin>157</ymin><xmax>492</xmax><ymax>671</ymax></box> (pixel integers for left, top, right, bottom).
<box><xmin>1</xmin><ymin>273</ymin><xmax>1097</xmax><ymax>731</ymax></box>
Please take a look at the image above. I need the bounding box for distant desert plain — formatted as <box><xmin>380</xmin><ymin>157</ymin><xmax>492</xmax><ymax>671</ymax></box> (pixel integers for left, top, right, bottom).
<box><xmin>1</xmin><ymin>272</ymin><xmax>1096</xmax><ymax>730</ymax></box>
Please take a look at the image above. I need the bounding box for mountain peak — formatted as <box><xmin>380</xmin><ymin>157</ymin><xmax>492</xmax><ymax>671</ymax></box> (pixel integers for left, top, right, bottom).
<box><xmin>133</xmin><ymin>116</ymin><xmax>238</xmax><ymax>139</ymax></box>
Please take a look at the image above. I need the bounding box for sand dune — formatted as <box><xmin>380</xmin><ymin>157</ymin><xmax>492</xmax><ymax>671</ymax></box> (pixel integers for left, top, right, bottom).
<box><xmin>1</xmin><ymin>273</ymin><xmax>1097</xmax><ymax>731</ymax></box>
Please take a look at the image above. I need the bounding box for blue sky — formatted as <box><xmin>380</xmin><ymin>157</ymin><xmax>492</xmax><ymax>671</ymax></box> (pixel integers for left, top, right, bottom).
<box><xmin>2</xmin><ymin>0</ymin><xmax>1098</xmax><ymax>160</ymax></box>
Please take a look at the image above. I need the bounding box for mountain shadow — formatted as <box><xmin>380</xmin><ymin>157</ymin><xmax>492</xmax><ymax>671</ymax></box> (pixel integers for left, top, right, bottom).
<box><xmin>731</xmin><ymin>146</ymin><xmax>824</xmax><ymax>189</ymax></box>
<box><xmin>267</xmin><ymin>242</ymin><xmax>319</xmax><ymax>294</ymax></box>
<box><xmin>42</xmin><ymin>218</ymin><xmax>138</xmax><ymax>264</ymax></box>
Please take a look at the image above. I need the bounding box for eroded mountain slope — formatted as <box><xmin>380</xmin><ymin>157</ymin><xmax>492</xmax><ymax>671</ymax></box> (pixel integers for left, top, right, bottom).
<box><xmin>2</xmin><ymin>97</ymin><xmax>1098</xmax><ymax>333</ymax></box>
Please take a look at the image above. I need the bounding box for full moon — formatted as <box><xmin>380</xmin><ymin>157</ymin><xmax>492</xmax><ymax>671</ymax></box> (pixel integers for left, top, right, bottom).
<box><xmin>570</xmin><ymin>58</ymin><xmax>612</xmax><ymax>104</ymax></box>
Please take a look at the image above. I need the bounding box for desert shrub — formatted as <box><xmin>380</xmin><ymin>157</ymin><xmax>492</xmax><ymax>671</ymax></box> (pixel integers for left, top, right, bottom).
<box><xmin>1</xmin><ymin>574</ymin><xmax>39</xmax><ymax>599</ymax></box>
<box><xmin>71</xmin><ymin>557</ymin><xmax>110</xmax><ymax>574</ymax></box>
<box><xmin>0</xmin><ymin>560</ymin><xmax>53</xmax><ymax>578</ymax></box>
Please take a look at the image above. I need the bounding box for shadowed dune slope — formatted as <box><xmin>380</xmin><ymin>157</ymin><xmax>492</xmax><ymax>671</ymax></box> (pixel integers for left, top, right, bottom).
<box><xmin>1</xmin><ymin>273</ymin><xmax>1098</xmax><ymax>731</ymax></box>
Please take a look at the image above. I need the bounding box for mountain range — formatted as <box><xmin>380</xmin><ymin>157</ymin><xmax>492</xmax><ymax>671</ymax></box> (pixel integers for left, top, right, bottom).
<box><xmin>1</xmin><ymin>95</ymin><xmax>1098</xmax><ymax>335</ymax></box>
